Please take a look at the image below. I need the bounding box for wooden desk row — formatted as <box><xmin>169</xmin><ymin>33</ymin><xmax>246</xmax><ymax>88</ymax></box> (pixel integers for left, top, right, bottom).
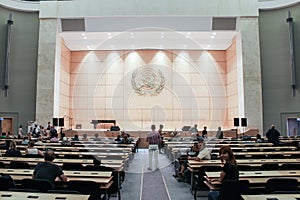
<box><xmin>0</xmin><ymin>157</ymin><xmax>124</xmax><ymax>170</ymax></box>
<box><xmin>0</xmin><ymin>191</ymin><xmax>89</xmax><ymax>200</ymax></box>
<box><xmin>242</xmin><ymin>194</ymin><xmax>300</xmax><ymax>200</ymax></box>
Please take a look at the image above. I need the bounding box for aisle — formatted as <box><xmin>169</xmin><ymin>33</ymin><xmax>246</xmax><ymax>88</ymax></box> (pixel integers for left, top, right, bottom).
<box><xmin>111</xmin><ymin>149</ymin><xmax>206</xmax><ymax>200</ymax></box>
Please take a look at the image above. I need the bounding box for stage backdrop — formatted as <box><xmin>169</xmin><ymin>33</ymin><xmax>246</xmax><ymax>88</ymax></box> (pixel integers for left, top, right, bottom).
<box><xmin>59</xmin><ymin>39</ymin><xmax>238</xmax><ymax>131</ymax></box>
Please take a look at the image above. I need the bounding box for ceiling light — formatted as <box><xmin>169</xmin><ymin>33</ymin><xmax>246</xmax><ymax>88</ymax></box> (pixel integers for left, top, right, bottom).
<box><xmin>83</xmin><ymin>36</ymin><xmax>87</xmax><ymax>40</ymax></box>
<box><xmin>212</xmin><ymin>32</ymin><xmax>217</xmax><ymax>35</ymax></box>
<box><xmin>81</xmin><ymin>33</ymin><xmax>85</xmax><ymax>36</ymax></box>
<box><xmin>210</xmin><ymin>35</ymin><xmax>215</xmax><ymax>39</ymax></box>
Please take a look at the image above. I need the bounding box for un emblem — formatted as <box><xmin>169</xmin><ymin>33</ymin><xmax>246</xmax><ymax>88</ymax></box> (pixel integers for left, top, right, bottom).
<box><xmin>131</xmin><ymin>65</ymin><xmax>165</xmax><ymax>96</ymax></box>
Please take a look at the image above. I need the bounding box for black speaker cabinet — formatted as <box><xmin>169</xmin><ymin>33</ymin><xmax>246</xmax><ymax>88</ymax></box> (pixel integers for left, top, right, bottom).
<box><xmin>59</xmin><ymin>118</ymin><xmax>64</xmax><ymax>127</ymax></box>
<box><xmin>234</xmin><ymin>118</ymin><xmax>239</xmax><ymax>127</ymax></box>
<box><xmin>52</xmin><ymin>118</ymin><xmax>58</xmax><ymax>126</ymax></box>
<box><xmin>241</xmin><ymin>118</ymin><xmax>247</xmax><ymax>127</ymax></box>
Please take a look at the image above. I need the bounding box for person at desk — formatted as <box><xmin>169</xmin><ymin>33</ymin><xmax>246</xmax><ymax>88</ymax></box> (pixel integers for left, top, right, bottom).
<box><xmin>25</xmin><ymin>141</ymin><xmax>44</xmax><ymax>157</ymax></box>
<box><xmin>5</xmin><ymin>141</ymin><xmax>22</xmax><ymax>157</ymax></box>
<box><xmin>179</xmin><ymin>137</ymin><xmax>211</xmax><ymax>182</ymax></box>
<box><xmin>266</xmin><ymin>124</ymin><xmax>280</xmax><ymax>145</ymax></box>
<box><xmin>173</xmin><ymin>141</ymin><xmax>200</xmax><ymax>178</ymax></box>
<box><xmin>207</xmin><ymin>145</ymin><xmax>239</xmax><ymax>200</ymax></box>
<box><xmin>33</xmin><ymin>149</ymin><xmax>68</xmax><ymax>188</ymax></box>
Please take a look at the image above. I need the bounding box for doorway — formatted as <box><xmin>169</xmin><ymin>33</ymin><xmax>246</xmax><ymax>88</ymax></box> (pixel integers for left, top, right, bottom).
<box><xmin>0</xmin><ymin>117</ymin><xmax>13</xmax><ymax>134</ymax></box>
<box><xmin>287</xmin><ymin>117</ymin><xmax>300</xmax><ymax>136</ymax></box>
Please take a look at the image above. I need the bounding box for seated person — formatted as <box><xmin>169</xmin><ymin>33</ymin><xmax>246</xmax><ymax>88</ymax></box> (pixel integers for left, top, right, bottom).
<box><xmin>81</xmin><ymin>133</ymin><xmax>89</xmax><ymax>141</ymax></box>
<box><xmin>256</xmin><ymin>134</ymin><xmax>262</xmax><ymax>143</ymax></box>
<box><xmin>61</xmin><ymin>137</ymin><xmax>71</xmax><ymax>146</ymax></box>
<box><xmin>5</xmin><ymin>141</ymin><xmax>22</xmax><ymax>157</ymax></box>
<box><xmin>50</xmin><ymin>133</ymin><xmax>59</xmax><ymax>143</ymax></box>
<box><xmin>174</xmin><ymin>142</ymin><xmax>200</xmax><ymax>178</ymax></box>
<box><xmin>25</xmin><ymin>141</ymin><xmax>44</xmax><ymax>157</ymax></box>
<box><xmin>71</xmin><ymin>134</ymin><xmax>79</xmax><ymax>141</ymax></box>
<box><xmin>21</xmin><ymin>136</ymin><xmax>30</xmax><ymax>145</ymax></box>
<box><xmin>122</xmin><ymin>135</ymin><xmax>131</xmax><ymax>144</ymax></box>
<box><xmin>179</xmin><ymin>137</ymin><xmax>211</xmax><ymax>182</ymax></box>
<box><xmin>93</xmin><ymin>133</ymin><xmax>101</xmax><ymax>141</ymax></box>
<box><xmin>33</xmin><ymin>149</ymin><xmax>68</xmax><ymax>188</ymax></box>
<box><xmin>0</xmin><ymin>132</ymin><xmax>7</xmax><ymax>139</ymax></box>
<box><xmin>207</xmin><ymin>146</ymin><xmax>239</xmax><ymax>200</ymax></box>
<box><xmin>115</xmin><ymin>135</ymin><xmax>123</xmax><ymax>143</ymax></box>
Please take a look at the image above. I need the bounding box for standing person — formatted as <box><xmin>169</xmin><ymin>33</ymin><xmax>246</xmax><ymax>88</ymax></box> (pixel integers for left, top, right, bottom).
<box><xmin>265</xmin><ymin>124</ymin><xmax>280</xmax><ymax>145</ymax></box>
<box><xmin>216</xmin><ymin>126</ymin><xmax>223</xmax><ymax>139</ymax></box>
<box><xmin>146</xmin><ymin>124</ymin><xmax>160</xmax><ymax>171</ymax></box>
<box><xmin>202</xmin><ymin>126</ymin><xmax>208</xmax><ymax>138</ymax></box>
<box><xmin>33</xmin><ymin>149</ymin><xmax>68</xmax><ymax>188</ymax></box>
<box><xmin>189</xmin><ymin>124</ymin><xmax>198</xmax><ymax>138</ymax></box>
<box><xmin>158</xmin><ymin>124</ymin><xmax>164</xmax><ymax>154</ymax></box>
<box><xmin>18</xmin><ymin>125</ymin><xmax>24</xmax><ymax>138</ymax></box>
<box><xmin>207</xmin><ymin>146</ymin><xmax>239</xmax><ymax>200</ymax></box>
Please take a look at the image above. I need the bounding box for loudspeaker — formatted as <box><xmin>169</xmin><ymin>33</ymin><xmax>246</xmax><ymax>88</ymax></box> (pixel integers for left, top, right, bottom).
<box><xmin>59</xmin><ymin>118</ymin><xmax>64</xmax><ymax>127</ymax></box>
<box><xmin>234</xmin><ymin>118</ymin><xmax>239</xmax><ymax>127</ymax></box>
<box><xmin>241</xmin><ymin>118</ymin><xmax>247</xmax><ymax>127</ymax></box>
<box><xmin>52</xmin><ymin>118</ymin><xmax>58</xmax><ymax>126</ymax></box>
<box><xmin>110</xmin><ymin>126</ymin><xmax>120</xmax><ymax>131</ymax></box>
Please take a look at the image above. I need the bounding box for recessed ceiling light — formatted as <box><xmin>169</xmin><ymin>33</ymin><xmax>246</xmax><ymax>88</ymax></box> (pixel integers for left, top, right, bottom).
<box><xmin>81</xmin><ymin>33</ymin><xmax>86</xmax><ymax>36</ymax></box>
<box><xmin>83</xmin><ymin>36</ymin><xmax>87</xmax><ymax>40</ymax></box>
<box><xmin>107</xmin><ymin>33</ymin><xmax>111</xmax><ymax>36</ymax></box>
<box><xmin>212</xmin><ymin>32</ymin><xmax>217</xmax><ymax>35</ymax></box>
<box><xmin>210</xmin><ymin>35</ymin><xmax>215</xmax><ymax>39</ymax></box>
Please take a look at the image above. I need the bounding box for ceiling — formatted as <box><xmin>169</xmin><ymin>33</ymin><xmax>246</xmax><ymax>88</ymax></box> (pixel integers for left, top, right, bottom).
<box><xmin>59</xmin><ymin>16</ymin><xmax>237</xmax><ymax>51</ymax></box>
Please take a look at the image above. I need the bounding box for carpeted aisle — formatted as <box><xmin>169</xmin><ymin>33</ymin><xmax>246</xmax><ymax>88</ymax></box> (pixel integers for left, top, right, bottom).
<box><xmin>141</xmin><ymin>169</ymin><xmax>170</xmax><ymax>200</ymax></box>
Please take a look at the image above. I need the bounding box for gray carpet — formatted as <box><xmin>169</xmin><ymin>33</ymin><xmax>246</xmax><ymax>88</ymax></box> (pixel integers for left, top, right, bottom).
<box><xmin>141</xmin><ymin>169</ymin><xmax>169</xmax><ymax>200</ymax></box>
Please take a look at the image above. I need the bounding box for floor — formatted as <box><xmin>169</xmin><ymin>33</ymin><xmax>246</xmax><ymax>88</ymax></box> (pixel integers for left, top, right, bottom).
<box><xmin>110</xmin><ymin>148</ymin><xmax>208</xmax><ymax>200</ymax></box>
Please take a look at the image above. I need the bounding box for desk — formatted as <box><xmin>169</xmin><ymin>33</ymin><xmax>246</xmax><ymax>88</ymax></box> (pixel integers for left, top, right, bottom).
<box><xmin>206</xmin><ymin>170</ymin><xmax>300</xmax><ymax>178</ymax></box>
<box><xmin>0</xmin><ymin>191</ymin><xmax>89</xmax><ymax>200</ymax></box>
<box><xmin>0</xmin><ymin>169</ymin><xmax>112</xmax><ymax>178</ymax></box>
<box><xmin>188</xmin><ymin>158</ymin><xmax>300</xmax><ymax>166</ymax></box>
<box><xmin>242</xmin><ymin>194</ymin><xmax>300</xmax><ymax>200</ymax></box>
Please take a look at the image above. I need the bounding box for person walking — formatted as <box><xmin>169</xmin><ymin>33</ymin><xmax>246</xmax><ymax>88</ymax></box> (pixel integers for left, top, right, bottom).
<box><xmin>146</xmin><ymin>124</ymin><xmax>160</xmax><ymax>171</ymax></box>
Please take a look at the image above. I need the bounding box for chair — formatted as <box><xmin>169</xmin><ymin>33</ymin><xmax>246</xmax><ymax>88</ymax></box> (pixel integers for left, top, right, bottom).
<box><xmin>280</xmin><ymin>163</ymin><xmax>300</xmax><ymax>170</ymax></box>
<box><xmin>0</xmin><ymin>175</ymin><xmax>15</xmax><ymax>191</ymax></box>
<box><xmin>219</xmin><ymin>180</ymin><xmax>250</xmax><ymax>200</ymax></box>
<box><xmin>260</xmin><ymin>163</ymin><xmax>279</xmax><ymax>170</ymax></box>
<box><xmin>62</xmin><ymin>163</ymin><xmax>84</xmax><ymax>170</ymax></box>
<box><xmin>67</xmin><ymin>180</ymin><xmax>104</xmax><ymax>200</ymax></box>
<box><xmin>0</xmin><ymin>161</ymin><xmax>6</xmax><ymax>168</ymax></box>
<box><xmin>238</xmin><ymin>165</ymin><xmax>252</xmax><ymax>171</ymax></box>
<box><xmin>265</xmin><ymin>178</ymin><xmax>298</xmax><ymax>193</ymax></box>
<box><xmin>10</xmin><ymin>161</ymin><xmax>30</xmax><ymax>169</ymax></box>
<box><xmin>21</xmin><ymin>178</ymin><xmax>53</xmax><ymax>192</ymax></box>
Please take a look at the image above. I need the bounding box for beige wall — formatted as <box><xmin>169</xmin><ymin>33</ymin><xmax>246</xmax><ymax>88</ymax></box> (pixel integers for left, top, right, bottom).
<box><xmin>59</xmin><ymin>40</ymin><xmax>71</xmax><ymax>128</ymax></box>
<box><xmin>59</xmin><ymin>49</ymin><xmax>236</xmax><ymax>131</ymax></box>
<box><xmin>226</xmin><ymin>37</ymin><xmax>238</xmax><ymax>127</ymax></box>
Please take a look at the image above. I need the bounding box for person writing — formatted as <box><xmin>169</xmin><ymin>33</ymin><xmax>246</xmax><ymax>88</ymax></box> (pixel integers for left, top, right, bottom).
<box><xmin>207</xmin><ymin>146</ymin><xmax>239</xmax><ymax>200</ymax></box>
<box><xmin>146</xmin><ymin>124</ymin><xmax>160</xmax><ymax>171</ymax></box>
<box><xmin>32</xmin><ymin>149</ymin><xmax>67</xmax><ymax>188</ymax></box>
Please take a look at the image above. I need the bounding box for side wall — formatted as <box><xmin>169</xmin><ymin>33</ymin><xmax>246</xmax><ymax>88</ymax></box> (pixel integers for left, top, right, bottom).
<box><xmin>0</xmin><ymin>6</ymin><xmax>39</xmax><ymax>133</ymax></box>
<box><xmin>259</xmin><ymin>3</ymin><xmax>300</xmax><ymax>134</ymax></box>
